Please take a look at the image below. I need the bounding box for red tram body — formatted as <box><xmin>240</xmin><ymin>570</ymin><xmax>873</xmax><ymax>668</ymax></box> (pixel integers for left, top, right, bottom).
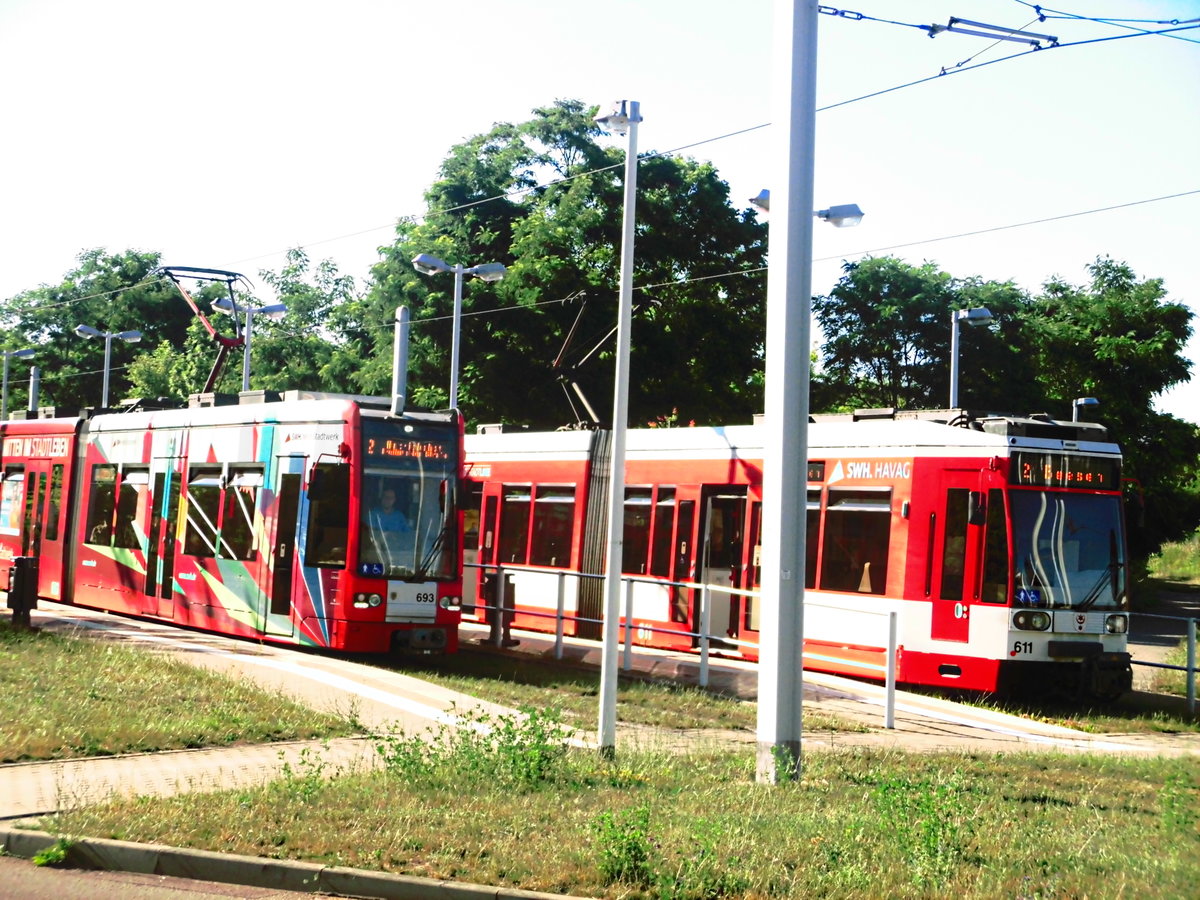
<box><xmin>465</xmin><ymin>410</ymin><xmax>1132</xmax><ymax>698</ymax></box>
<box><xmin>0</xmin><ymin>391</ymin><xmax>464</xmax><ymax>654</ymax></box>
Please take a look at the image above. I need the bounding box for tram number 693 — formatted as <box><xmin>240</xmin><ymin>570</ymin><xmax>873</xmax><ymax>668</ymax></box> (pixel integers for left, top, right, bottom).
<box><xmin>1011</xmin><ymin>640</ymin><xmax>1034</xmax><ymax>656</ymax></box>
<box><xmin>415</xmin><ymin>592</ymin><xmax>436</xmax><ymax>604</ymax></box>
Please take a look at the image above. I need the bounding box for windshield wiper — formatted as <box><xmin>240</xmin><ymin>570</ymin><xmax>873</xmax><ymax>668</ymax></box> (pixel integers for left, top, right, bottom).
<box><xmin>1076</xmin><ymin>561</ymin><xmax>1122</xmax><ymax>611</ymax></box>
<box><xmin>413</xmin><ymin>518</ymin><xmax>453</xmax><ymax>581</ymax></box>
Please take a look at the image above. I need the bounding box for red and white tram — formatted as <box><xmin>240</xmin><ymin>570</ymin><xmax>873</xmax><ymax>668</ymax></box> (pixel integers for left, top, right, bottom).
<box><xmin>0</xmin><ymin>391</ymin><xmax>464</xmax><ymax>654</ymax></box>
<box><xmin>465</xmin><ymin>410</ymin><xmax>1133</xmax><ymax>698</ymax></box>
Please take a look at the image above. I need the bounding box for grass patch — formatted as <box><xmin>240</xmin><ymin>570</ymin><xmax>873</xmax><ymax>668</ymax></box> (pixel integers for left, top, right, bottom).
<box><xmin>1149</xmin><ymin>528</ymin><xmax>1200</xmax><ymax>584</ymax></box>
<box><xmin>393</xmin><ymin>647</ymin><xmax>863</xmax><ymax>733</ymax></box>
<box><xmin>48</xmin><ymin>709</ymin><xmax>1200</xmax><ymax>898</ymax></box>
<box><xmin>0</xmin><ymin>620</ymin><xmax>355</xmax><ymax>762</ymax></box>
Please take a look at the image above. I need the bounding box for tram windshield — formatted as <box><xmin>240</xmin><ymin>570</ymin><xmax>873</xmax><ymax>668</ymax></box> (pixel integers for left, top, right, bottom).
<box><xmin>1010</xmin><ymin>490</ymin><xmax>1127</xmax><ymax>610</ymax></box>
<box><xmin>357</xmin><ymin>420</ymin><xmax>459</xmax><ymax>580</ymax></box>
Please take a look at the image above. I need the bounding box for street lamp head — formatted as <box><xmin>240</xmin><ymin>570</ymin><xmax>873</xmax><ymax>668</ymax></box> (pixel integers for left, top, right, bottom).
<box><xmin>5</xmin><ymin>348</ymin><xmax>35</xmax><ymax>359</ymax></box>
<box><xmin>412</xmin><ymin>253</ymin><xmax>452</xmax><ymax>276</ymax></box>
<box><xmin>594</xmin><ymin>99</ymin><xmax>642</xmax><ymax>136</ymax></box>
<box><xmin>955</xmin><ymin>307</ymin><xmax>994</xmax><ymax>326</ymax></box>
<box><xmin>212</xmin><ymin>297</ymin><xmax>237</xmax><ymax>316</ymax></box>
<box><xmin>258</xmin><ymin>303</ymin><xmax>288</xmax><ymax>321</ymax></box>
<box><xmin>117</xmin><ymin>330</ymin><xmax>143</xmax><ymax>343</ymax></box>
<box><xmin>467</xmin><ymin>262</ymin><xmax>507</xmax><ymax>282</ymax></box>
<box><xmin>75</xmin><ymin>324</ymin><xmax>103</xmax><ymax>338</ymax></box>
<box><xmin>815</xmin><ymin>203</ymin><xmax>865</xmax><ymax>228</ymax></box>
<box><xmin>1073</xmin><ymin>396</ymin><xmax>1100</xmax><ymax>422</ymax></box>
<box><xmin>752</xmin><ymin>191</ymin><xmax>865</xmax><ymax>228</ymax></box>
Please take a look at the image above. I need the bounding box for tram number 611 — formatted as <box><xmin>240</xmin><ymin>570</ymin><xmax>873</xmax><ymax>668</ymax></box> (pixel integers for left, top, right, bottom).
<box><xmin>1011</xmin><ymin>640</ymin><xmax>1034</xmax><ymax>656</ymax></box>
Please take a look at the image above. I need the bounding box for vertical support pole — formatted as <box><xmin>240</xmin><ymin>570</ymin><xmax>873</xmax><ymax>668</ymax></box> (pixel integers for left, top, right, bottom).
<box><xmin>101</xmin><ymin>333</ymin><xmax>114</xmax><ymax>408</ymax></box>
<box><xmin>949</xmin><ymin>311</ymin><xmax>961</xmax><ymax>408</ymax></box>
<box><xmin>622</xmin><ymin>577</ymin><xmax>634</xmax><ymax>671</ymax></box>
<box><xmin>1188</xmin><ymin>618</ymin><xmax>1196</xmax><ymax>715</ymax></box>
<box><xmin>449</xmin><ymin>265</ymin><xmax>465</xmax><ymax>409</ymax></box>
<box><xmin>492</xmin><ymin>564</ymin><xmax>506</xmax><ymax>647</ymax></box>
<box><xmin>598</xmin><ymin>101</ymin><xmax>641</xmax><ymax>759</ymax></box>
<box><xmin>28</xmin><ymin>367</ymin><xmax>39</xmax><ymax>413</ymax></box>
<box><xmin>885</xmin><ymin>612</ymin><xmax>897</xmax><ymax>729</ymax></box>
<box><xmin>241</xmin><ymin>309</ymin><xmax>254</xmax><ymax>392</ymax></box>
<box><xmin>1</xmin><ymin>354</ymin><xmax>9</xmax><ymax>421</ymax></box>
<box><xmin>756</xmin><ymin>0</ymin><xmax>818</xmax><ymax>784</ymax></box>
<box><xmin>554</xmin><ymin>571</ymin><xmax>566</xmax><ymax>660</ymax></box>
<box><xmin>391</xmin><ymin>306</ymin><xmax>410</xmax><ymax>416</ymax></box>
<box><xmin>700</xmin><ymin>582</ymin><xmax>712</xmax><ymax>688</ymax></box>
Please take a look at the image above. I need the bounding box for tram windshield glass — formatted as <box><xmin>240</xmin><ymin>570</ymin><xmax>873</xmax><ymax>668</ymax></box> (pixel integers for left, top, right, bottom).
<box><xmin>1010</xmin><ymin>490</ymin><xmax>1127</xmax><ymax>610</ymax></box>
<box><xmin>358</xmin><ymin>419</ymin><xmax>459</xmax><ymax>580</ymax></box>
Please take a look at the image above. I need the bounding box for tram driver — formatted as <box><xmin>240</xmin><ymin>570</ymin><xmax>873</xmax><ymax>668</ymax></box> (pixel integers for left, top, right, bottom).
<box><xmin>362</xmin><ymin>483</ymin><xmax>415</xmax><ymax>573</ymax></box>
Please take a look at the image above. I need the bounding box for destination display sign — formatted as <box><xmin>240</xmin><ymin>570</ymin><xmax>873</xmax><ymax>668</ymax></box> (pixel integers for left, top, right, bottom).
<box><xmin>1010</xmin><ymin>451</ymin><xmax>1120</xmax><ymax>489</ymax></box>
<box><xmin>365</xmin><ymin>437</ymin><xmax>450</xmax><ymax>461</ymax></box>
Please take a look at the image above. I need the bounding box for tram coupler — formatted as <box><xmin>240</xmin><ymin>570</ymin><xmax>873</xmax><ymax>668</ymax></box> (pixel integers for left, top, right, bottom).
<box><xmin>5</xmin><ymin>556</ymin><xmax>39</xmax><ymax>630</ymax></box>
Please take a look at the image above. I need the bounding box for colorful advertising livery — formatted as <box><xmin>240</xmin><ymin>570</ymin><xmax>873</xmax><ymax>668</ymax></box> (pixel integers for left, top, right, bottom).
<box><xmin>0</xmin><ymin>392</ymin><xmax>464</xmax><ymax>654</ymax></box>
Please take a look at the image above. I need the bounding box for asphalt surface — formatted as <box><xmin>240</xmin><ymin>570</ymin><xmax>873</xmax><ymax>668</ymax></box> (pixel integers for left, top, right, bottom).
<box><xmin>3</xmin><ymin>597</ymin><xmax>1198</xmax><ymax>899</ymax></box>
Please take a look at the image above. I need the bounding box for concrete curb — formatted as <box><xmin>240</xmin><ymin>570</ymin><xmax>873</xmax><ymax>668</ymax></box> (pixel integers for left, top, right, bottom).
<box><xmin>0</xmin><ymin>826</ymin><xmax>586</xmax><ymax>900</ymax></box>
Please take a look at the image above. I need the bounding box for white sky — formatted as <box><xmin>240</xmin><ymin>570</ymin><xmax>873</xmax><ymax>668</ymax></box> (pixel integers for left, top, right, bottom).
<box><xmin>2</xmin><ymin>0</ymin><xmax>1197</xmax><ymax>422</ymax></box>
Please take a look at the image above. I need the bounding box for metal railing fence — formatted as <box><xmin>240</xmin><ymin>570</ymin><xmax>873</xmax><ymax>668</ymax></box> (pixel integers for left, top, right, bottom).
<box><xmin>466</xmin><ymin>561</ymin><xmax>899</xmax><ymax>728</ymax></box>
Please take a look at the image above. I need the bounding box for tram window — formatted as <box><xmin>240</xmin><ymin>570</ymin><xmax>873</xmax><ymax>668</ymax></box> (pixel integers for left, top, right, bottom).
<box><xmin>981</xmin><ymin>488</ymin><xmax>1009</xmax><ymax>603</ymax></box>
<box><xmin>623</xmin><ymin>487</ymin><xmax>653</xmax><ymax>575</ymax></box>
<box><xmin>649</xmin><ymin>488</ymin><xmax>676</xmax><ymax>578</ymax></box>
<box><xmin>530</xmin><ymin>486</ymin><xmax>575</xmax><ymax>567</ymax></box>
<box><xmin>305</xmin><ymin>462</ymin><xmax>350</xmax><ymax>567</ymax></box>
<box><xmin>113</xmin><ymin>469</ymin><xmax>149</xmax><ymax>549</ymax></box>
<box><xmin>85</xmin><ymin>464</ymin><xmax>117</xmax><ymax>546</ymax></box>
<box><xmin>463</xmin><ymin>480</ymin><xmax>482</xmax><ymax>551</ymax></box>
<box><xmin>221</xmin><ymin>470</ymin><xmax>261</xmax><ymax>560</ymax></box>
<box><xmin>184</xmin><ymin>469</ymin><xmax>222</xmax><ymax>557</ymax></box>
<box><xmin>806</xmin><ymin>490</ymin><xmax>821</xmax><ymax>589</ymax></box>
<box><xmin>0</xmin><ymin>467</ymin><xmax>23</xmax><ymax>534</ymax></box>
<box><xmin>819</xmin><ymin>489</ymin><xmax>891</xmax><ymax>595</ymax></box>
<box><xmin>939</xmin><ymin>489</ymin><xmax>970</xmax><ymax>602</ymax></box>
<box><xmin>671</xmin><ymin>500</ymin><xmax>696</xmax><ymax>622</ymax></box>
<box><xmin>46</xmin><ymin>464</ymin><xmax>63</xmax><ymax>542</ymax></box>
<box><xmin>498</xmin><ymin>486</ymin><xmax>531</xmax><ymax>564</ymax></box>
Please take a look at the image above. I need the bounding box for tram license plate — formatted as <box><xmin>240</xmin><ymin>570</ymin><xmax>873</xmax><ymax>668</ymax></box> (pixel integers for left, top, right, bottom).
<box><xmin>386</xmin><ymin>582</ymin><xmax>439</xmax><ymax>622</ymax></box>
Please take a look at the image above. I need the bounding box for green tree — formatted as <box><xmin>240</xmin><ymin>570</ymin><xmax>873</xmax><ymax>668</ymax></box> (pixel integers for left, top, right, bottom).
<box><xmin>812</xmin><ymin>257</ymin><xmax>1035</xmax><ymax>412</ymax></box>
<box><xmin>1023</xmin><ymin>257</ymin><xmax>1199</xmax><ymax>548</ymax></box>
<box><xmin>343</xmin><ymin>99</ymin><xmax>768</xmax><ymax>429</ymax></box>
<box><xmin>0</xmin><ymin>249</ymin><xmax>189</xmax><ymax>411</ymax></box>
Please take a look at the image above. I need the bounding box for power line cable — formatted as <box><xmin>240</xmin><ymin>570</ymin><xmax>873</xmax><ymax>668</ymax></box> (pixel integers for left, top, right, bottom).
<box><xmin>1009</xmin><ymin>0</ymin><xmax>1200</xmax><ymax>44</ymax></box>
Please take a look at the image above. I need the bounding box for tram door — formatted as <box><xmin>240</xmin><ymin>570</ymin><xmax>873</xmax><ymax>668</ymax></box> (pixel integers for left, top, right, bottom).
<box><xmin>21</xmin><ymin>461</ymin><xmax>57</xmax><ymax>599</ymax></box>
<box><xmin>144</xmin><ymin>462</ymin><xmax>183</xmax><ymax>619</ymax></box>
<box><xmin>265</xmin><ymin>460</ymin><xmax>304</xmax><ymax>638</ymax></box>
<box><xmin>699</xmin><ymin>488</ymin><xmax>746</xmax><ymax>644</ymax></box>
<box><xmin>930</xmin><ymin>471</ymin><xmax>987</xmax><ymax>643</ymax></box>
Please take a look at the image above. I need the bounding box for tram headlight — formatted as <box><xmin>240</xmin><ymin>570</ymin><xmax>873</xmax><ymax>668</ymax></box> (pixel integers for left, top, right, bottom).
<box><xmin>367</xmin><ymin>593</ymin><xmax>383</xmax><ymax>608</ymax></box>
<box><xmin>1013</xmin><ymin>610</ymin><xmax>1051</xmax><ymax>631</ymax></box>
<box><xmin>353</xmin><ymin>593</ymin><xmax>368</xmax><ymax>609</ymax></box>
<box><xmin>439</xmin><ymin>595</ymin><xmax>462</xmax><ymax>610</ymax></box>
<box><xmin>1105</xmin><ymin>614</ymin><xmax>1128</xmax><ymax>634</ymax></box>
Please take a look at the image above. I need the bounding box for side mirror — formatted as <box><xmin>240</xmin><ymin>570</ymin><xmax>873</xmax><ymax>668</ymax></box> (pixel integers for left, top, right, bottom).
<box><xmin>968</xmin><ymin>491</ymin><xmax>987</xmax><ymax>526</ymax></box>
<box><xmin>308</xmin><ymin>467</ymin><xmax>326</xmax><ymax>502</ymax></box>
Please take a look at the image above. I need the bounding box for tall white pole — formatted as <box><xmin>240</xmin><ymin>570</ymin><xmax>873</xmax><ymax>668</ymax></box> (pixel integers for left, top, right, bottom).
<box><xmin>757</xmin><ymin>0</ymin><xmax>818</xmax><ymax>784</ymax></box>
<box><xmin>242</xmin><ymin>309</ymin><xmax>254</xmax><ymax>392</ymax></box>
<box><xmin>1</xmin><ymin>354</ymin><xmax>9</xmax><ymax>421</ymax></box>
<box><xmin>449</xmin><ymin>265</ymin><xmax>465</xmax><ymax>409</ymax></box>
<box><xmin>598</xmin><ymin>100</ymin><xmax>641</xmax><ymax>758</ymax></box>
<box><xmin>949</xmin><ymin>311</ymin><xmax>961</xmax><ymax>408</ymax></box>
<box><xmin>101</xmin><ymin>333</ymin><xmax>114</xmax><ymax>408</ymax></box>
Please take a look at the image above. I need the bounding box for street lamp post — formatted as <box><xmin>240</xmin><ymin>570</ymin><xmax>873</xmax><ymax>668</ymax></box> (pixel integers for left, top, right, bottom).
<box><xmin>411</xmin><ymin>254</ymin><xmax>506</xmax><ymax>409</ymax></box>
<box><xmin>1</xmin><ymin>348</ymin><xmax>35</xmax><ymax>420</ymax></box>
<box><xmin>213</xmin><ymin>298</ymin><xmax>288</xmax><ymax>391</ymax></box>
<box><xmin>948</xmin><ymin>307</ymin><xmax>994</xmax><ymax>409</ymax></box>
<box><xmin>593</xmin><ymin>98</ymin><xmax>642</xmax><ymax>759</ymax></box>
<box><xmin>73</xmin><ymin>325</ymin><xmax>142</xmax><ymax>408</ymax></box>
